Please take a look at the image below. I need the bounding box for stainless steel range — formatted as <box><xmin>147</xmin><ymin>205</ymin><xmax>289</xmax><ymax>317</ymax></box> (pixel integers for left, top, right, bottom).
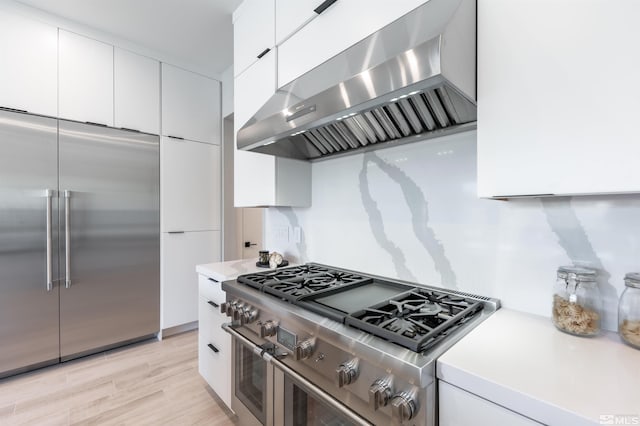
<box><xmin>221</xmin><ymin>263</ymin><xmax>499</xmax><ymax>426</ymax></box>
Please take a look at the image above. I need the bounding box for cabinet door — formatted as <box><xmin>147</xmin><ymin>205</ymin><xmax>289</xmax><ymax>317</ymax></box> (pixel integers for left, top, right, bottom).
<box><xmin>275</xmin><ymin>0</ymin><xmax>321</xmax><ymax>45</ymax></box>
<box><xmin>234</xmin><ymin>49</ymin><xmax>277</xmax><ymax>207</ymax></box>
<box><xmin>0</xmin><ymin>11</ymin><xmax>57</xmax><ymax>117</ymax></box>
<box><xmin>477</xmin><ymin>0</ymin><xmax>640</xmax><ymax>197</ymax></box>
<box><xmin>277</xmin><ymin>0</ymin><xmax>426</xmax><ymax>87</ymax></box>
<box><xmin>114</xmin><ymin>48</ymin><xmax>160</xmax><ymax>134</ymax></box>
<box><xmin>162</xmin><ymin>231</ymin><xmax>220</xmax><ymax>329</ymax></box>
<box><xmin>161</xmin><ymin>137</ymin><xmax>220</xmax><ymax>232</ymax></box>
<box><xmin>439</xmin><ymin>381</ymin><xmax>540</xmax><ymax>426</ymax></box>
<box><xmin>59</xmin><ymin>30</ymin><xmax>114</xmax><ymax>126</ymax></box>
<box><xmin>233</xmin><ymin>0</ymin><xmax>275</xmax><ymax>77</ymax></box>
<box><xmin>198</xmin><ymin>295</ymin><xmax>232</xmax><ymax>409</ymax></box>
<box><xmin>161</xmin><ymin>64</ymin><xmax>220</xmax><ymax>144</ymax></box>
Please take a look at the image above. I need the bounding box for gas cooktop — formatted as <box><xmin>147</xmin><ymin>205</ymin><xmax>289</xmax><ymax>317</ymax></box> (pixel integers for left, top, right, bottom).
<box><xmin>236</xmin><ymin>263</ymin><xmax>486</xmax><ymax>353</ymax></box>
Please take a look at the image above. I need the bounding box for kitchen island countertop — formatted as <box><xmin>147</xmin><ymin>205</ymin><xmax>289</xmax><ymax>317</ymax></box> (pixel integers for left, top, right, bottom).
<box><xmin>437</xmin><ymin>309</ymin><xmax>640</xmax><ymax>426</ymax></box>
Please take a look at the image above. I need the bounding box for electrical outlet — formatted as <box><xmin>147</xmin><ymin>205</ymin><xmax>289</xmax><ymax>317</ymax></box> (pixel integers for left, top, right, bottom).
<box><xmin>273</xmin><ymin>226</ymin><xmax>289</xmax><ymax>242</ymax></box>
<box><xmin>293</xmin><ymin>227</ymin><xmax>301</xmax><ymax>244</ymax></box>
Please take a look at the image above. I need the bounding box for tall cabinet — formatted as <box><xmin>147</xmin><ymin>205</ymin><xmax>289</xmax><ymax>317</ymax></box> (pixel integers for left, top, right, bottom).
<box><xmin>161</xmin><ymin>64</ymin><xmax>222</xmax><ymax>331</ymax></box>
<box><xmin>233</xmin><ymin>0</ymin><xmax>312</xmax><ymax>208</ymax></box>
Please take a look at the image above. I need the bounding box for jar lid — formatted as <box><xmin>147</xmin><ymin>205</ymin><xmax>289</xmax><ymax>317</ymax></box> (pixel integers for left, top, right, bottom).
<box><xmin>556</xmin><ymin>265</ymin><xmax>572</xmax><ymax>279</ymax></box>
<box><xmin>624</xmin><ymin>272</ymin><xmax>640</xmax><ymax>288</ymax></box>
<box><xmin>561</xmin><ymin>266</ymin><xmax>597</xmax><ymax>282</ymax></box>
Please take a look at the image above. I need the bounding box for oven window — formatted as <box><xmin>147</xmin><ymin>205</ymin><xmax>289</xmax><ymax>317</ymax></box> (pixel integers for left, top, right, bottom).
<box><xmin>284</xmin><ymin>375</ymin><xmax>358</xmax><ymax>426</ymax></box>
<box><xmin>235</xmin><ymin>340</ymin><xmax>266</xmax><ymax>424</ymax></box>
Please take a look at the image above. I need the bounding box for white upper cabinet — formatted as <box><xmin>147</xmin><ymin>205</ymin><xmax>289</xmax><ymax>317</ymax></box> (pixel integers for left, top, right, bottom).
<box><xmin>233</xmin><ymin>0</ymin><xmax>275</xmax><ymax>77</ymax></box>
<box><xmin>275</xmin><ymin>0</ymin><xmax>321</xmax><ymax>45</ymax></box>
<box><xmin>59</xmin><ymin>30</ymin><xmax>114</xmax><ymax>126</ymax></box>
<box><xmin>477</xmin><ymin>0</ymin><xmax>640</xmax><ymax>197</ymax></box>
<box><xmin>161</xmin><ymin>64</ymin><xmax>220</xmax><ymax>144</ymax></box>
<box><xmin>0</xmin><ymin>11</ymin><xmax>57</xmax><ymax>117</ymax></box>
<box><xmin>233</xmin><ymin>47</ymin><xmax>312</xmax><ymax>208</ymax></box>
<box><xmin>114</xmin><ymin>48</ymin><xmax>160</xmax><ymax>135</ymax></box>
<box><xmin>277</xmin><ymin>0</ymin><xmax>426</xmax><ymax>87</ymax></box>
<box><xmin>161</xmin><ymin>137</ymin><xmax>221</xmax><ymax>232</ymax></box>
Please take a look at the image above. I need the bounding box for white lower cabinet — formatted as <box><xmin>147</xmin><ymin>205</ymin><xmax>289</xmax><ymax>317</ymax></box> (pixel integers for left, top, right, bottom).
<box><xmin>197</xmin><ymin>274</ymin><xmax>232</xmax><ymax>410</ymax></box>
<box><xmin>161</xmin><ymin>231</ymin><xmax>221</xmax><ymax>330</ymax></box>
<box><xmin>439</xmin><ymin>381</ymin><xmax>540</xmax><ymax>426</ymax></box>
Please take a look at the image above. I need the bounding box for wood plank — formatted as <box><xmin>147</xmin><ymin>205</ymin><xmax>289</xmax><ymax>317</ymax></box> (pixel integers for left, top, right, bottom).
<box><xmin>0</xmin><ymin>331</ymin><xmax>236</xmax><ymax>425</ymax></box>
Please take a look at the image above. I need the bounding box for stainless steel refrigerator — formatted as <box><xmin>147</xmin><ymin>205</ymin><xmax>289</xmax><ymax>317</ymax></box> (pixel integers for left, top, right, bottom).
<box><xmin>0</xmin><ymin>109</ymin><xmax>160</xmax><ymax>378</ymax></box>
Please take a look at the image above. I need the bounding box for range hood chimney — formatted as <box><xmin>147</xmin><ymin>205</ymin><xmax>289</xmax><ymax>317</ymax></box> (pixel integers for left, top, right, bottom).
<box><xmin>237</xmin><ymin>0</ymin><xmax>476</xmax><ymax>161</ymax></box>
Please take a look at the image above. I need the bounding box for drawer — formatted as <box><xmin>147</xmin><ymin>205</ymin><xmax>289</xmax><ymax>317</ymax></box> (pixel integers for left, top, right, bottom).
<box><xmin>198</xmin><ymin>329</ymin><xmax>232</xmax><ymax>409</ymax></box>
<box><xmin>198</xmin><ymin>274</ymin><xmax>226</xmax><ymax>305</ymax></box>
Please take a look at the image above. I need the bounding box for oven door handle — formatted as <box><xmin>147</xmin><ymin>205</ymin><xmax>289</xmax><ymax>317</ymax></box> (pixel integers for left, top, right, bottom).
<box><xmin>221</xmin><ymin>323</ymin><xmax>373</xmax><ymax>426</ymax></box>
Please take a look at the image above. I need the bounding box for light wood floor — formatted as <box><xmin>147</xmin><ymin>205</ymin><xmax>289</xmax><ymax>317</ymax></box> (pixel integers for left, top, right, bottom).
<box><xmin>0</xmin><ymin>331</ymin><xmax>237</xmax><ymax>426</ymax></box>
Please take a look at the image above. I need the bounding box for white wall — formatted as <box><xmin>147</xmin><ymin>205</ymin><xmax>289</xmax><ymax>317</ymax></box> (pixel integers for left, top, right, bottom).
<box><xmin>264</xmin><ymin>131</ymin><xmax>640</xmax><ymax>332</ymax></box>
<box><xmin>221</xmin><ymin>65</ymin><xmax>234</xmax><ymax>119</ymax></box>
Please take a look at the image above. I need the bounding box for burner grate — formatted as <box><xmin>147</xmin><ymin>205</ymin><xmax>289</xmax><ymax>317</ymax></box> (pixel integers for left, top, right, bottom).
<box><xmin>346</xmin><ymin>289</ymin><xmax>484</xmax><ymax>352</ymax></box>
<box><xmin>237</xmin><ymin>264</ymin><xmax>331</xmax><ymax>290</ymax></box>
<box><xmin>263</xmin><ymin>270</ymin><xmax>369</xmax><ymax>302</ymax></box>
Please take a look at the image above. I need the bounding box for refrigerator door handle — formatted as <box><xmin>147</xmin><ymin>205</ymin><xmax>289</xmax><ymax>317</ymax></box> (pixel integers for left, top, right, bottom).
<box><xmin>45</xmin><ymin>189</ymin><xmax>54</xmax><ymax>291</ymax></box>
<box><xmin>64</xmin><ymin>190</ymin><xmax>71</xmax><ymax>289</ymax></box>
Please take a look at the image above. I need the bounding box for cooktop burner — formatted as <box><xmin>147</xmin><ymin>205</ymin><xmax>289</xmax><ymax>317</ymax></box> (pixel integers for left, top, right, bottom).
<box><xmin>346</xmin><ymin>289</ymin><xmax>484</xmax><ymax>352</ymax></box>
<box><xmin>235</xmin><ymin>263</ymin><xmax>487</xmax><ymax>352</ymax></box>
<box><xmin>263</xmin><ymin>270</ymin><xmax>369</xmax><ymax>301</ymax></box>
<box><xmin>236</xmin><ymin>264</ymin><xmax>332</xmax><ymax>290</ymax></box>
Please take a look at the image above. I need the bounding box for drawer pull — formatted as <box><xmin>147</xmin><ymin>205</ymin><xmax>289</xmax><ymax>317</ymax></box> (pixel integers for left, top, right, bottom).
<box><xmin>207</xmin><ymin>300</ymin><xmax>219</xmax><ymax>308</ymax></box>
<box><xmin>314</xmin><ymin>0</ymin><xmax>338</xmax><ymax>14</ymax></box>
<box><xmin>257</xmin><ymin>48</ymin><xmax>271</xmax><ymax>59</ymax></box>
<box><xmin>208</xmin><ymin>277</ymin><xmax>219</xmax><ymax>283</ymax></box>
<box><xmin>207</xmin><ymin>343</ymin><xmax>219</xmax><ymax>353</ymax></box>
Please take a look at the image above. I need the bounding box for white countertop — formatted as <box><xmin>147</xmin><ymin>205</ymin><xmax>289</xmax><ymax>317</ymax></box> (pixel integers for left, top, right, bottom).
<box><xmin>196</xmin><ymin>258</ymin><xmax>272</xmax><ymax>282</ymax></box>
<box><xmin>437</xmin><ymin>309</ymin><xmax>640</xmax><ymax>426</ymax></box>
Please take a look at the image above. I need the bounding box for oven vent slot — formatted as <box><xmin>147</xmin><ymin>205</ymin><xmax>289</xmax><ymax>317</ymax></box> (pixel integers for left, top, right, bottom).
<box><xmin>443</xmin><ymin>288</ymin><xmax>492</xmax><ymax>302</ymax></box>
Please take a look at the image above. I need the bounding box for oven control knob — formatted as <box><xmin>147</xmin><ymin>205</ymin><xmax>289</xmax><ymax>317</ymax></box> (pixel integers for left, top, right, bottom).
<box><xmin>336</xmin><ymin>359</ymin><xmax>359</xmax><ymax>388</ymax></box>
<box><xmin>242</xmin><ymin>308</ymin><xmax>259</xmax><ymax>325</ymax></box>
<box><xmin>260</xmin><ymin>320</ymin><xmax>278</xmax><ymax>338</ymax></box>
<box><xmin>232</xmin><ymin>302</ymin><xmax>245</xmax><ymax>321</ymax></box>
<box><xmin>391</xmin><ymin>391</ymin><xmax>417</xmax><ymax>423</ymax></box>
<box><xmin>225</xmin><ymin>300</ymin><xmax>238</xmax><ymax>317</ymax></box>
<box><xmin>369</xmin><ymin>379</ymin><xmax>392</xmax><ymax>410</ymax></box>
<box><xmin>294</xmin><ymin>339</ymin><xmax>314</xmax><ymax>360</ymax></box>
<box><xmin>220</xmin><ymin>302</ymin><xmax>228</xmax><ymax>316</ymax></box>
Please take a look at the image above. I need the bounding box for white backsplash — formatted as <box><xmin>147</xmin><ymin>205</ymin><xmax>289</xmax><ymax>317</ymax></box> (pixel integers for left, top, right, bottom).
<box><xmin>264</xmin><ymin>131</ymin><xmax>640</xmax><ymax>331</ymax></box>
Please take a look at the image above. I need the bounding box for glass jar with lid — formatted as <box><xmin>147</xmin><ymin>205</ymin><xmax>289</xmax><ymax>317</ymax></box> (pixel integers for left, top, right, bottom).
<box><xmin>618</xmin><ymin>273</ymin><xmax>640</xmax><ymax>349</ymax></box>
<box><xmin>552</xmin><ymin>266</ymin><xmax>601</xmax><ymax>336</ymax></box>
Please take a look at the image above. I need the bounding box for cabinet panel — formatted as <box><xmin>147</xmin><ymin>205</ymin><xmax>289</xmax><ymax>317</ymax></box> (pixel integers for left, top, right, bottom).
<box><xmin>275</xmin><ymin>0</ymin><xmax>319</xmax><ymax>45</ymax></box>
<box><xmin>161</xmin><ymin>137</ymin><xmax>221</xmax><ymax>232</ymax></box>
<box><xmin>162</xmin><ymin>231</ymin><xmax>220</xmax><ymax>329</ymax></box>
<box><xmin>198</xmin><ymin>274</ymin><xmax>226</xmax><ymax>306</ymax></box>
<box><xmin>277</xmin><ymin>0</ymin><xmax>426</xmax><ymax>87</ymax></box>
<box><xmin>114</xmin><ymin>48</ymin><xmax>160</xmax><ymax>134</ymax></box>
<box><xmin>198</xmin><ymin>295</ymin><xmax>232</xmax><ymax>409</ymax></box>
<box><xmin>439</xmin><ymin>381</ymin><xmax>540</xmax><ymax>426</ymax></box>
<box><xmin>59</xmin><ymin>30</ymin><xmax>114</xmax><ymax>126</ymax></box>
<box><xmin>0</xmin><ymin>11</ymin><xmax>57</xmax><ymax>117</ymax></box>
<box><xmin>233</xmin><ymin>0</ymin><xmax>275</xmax><ymax>77</ymax></box>
<box><xmin>477</xmin><ymin>0</ymin><xmax>640</xmax><ymax>197</ymax></box>
<box><xmin>161</xmin><ymin>64</ymin><xmax>220</xmax><ymax>144</ymax></box>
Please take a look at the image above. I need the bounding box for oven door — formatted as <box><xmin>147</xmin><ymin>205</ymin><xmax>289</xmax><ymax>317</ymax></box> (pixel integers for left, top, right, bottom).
<box><xmin>229</xmin><ymin>330</ymin><xmax>274</xmax><ymax>426</ymax></box>
<box><xmin>273</xmin><ymin>361</ymin><xmax>372</xmax><ymax>425</ymax></box>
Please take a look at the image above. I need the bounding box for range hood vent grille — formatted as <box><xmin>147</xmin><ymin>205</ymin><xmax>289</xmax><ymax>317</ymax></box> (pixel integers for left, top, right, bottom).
<box><xmin>237</xmin><ymin>0</ymin><xmax>477</xmax><ymax>161</ymax></box>
<box><xmin>300</xmin><ymin>86</ymin><xmax>470</xmax><ymax>157</ymax></box>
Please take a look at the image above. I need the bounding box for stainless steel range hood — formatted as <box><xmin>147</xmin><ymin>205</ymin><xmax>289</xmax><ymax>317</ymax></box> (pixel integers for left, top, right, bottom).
<box><xmin>237</xmin><ymin>0</ymin><xmax>476</xmax><ymax>161</ymax></box>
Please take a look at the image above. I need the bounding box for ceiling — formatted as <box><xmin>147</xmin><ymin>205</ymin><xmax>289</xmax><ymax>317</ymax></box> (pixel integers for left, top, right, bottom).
<box><xmin>16</xmin><ymin>0</ymin><xmax>242</xmax><ymax>76</ymax></box>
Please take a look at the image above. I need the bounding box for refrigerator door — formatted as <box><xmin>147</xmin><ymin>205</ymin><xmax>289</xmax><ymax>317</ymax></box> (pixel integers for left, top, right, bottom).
<box><xmin>0</xmin><ymin>110</ymin><xmax>60</xmax><ymax>377</ymax></box>
<box><xmin>59</xmin><ymin>121</ymin><xmax>160</xmax><ymax>359</ymax></box>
